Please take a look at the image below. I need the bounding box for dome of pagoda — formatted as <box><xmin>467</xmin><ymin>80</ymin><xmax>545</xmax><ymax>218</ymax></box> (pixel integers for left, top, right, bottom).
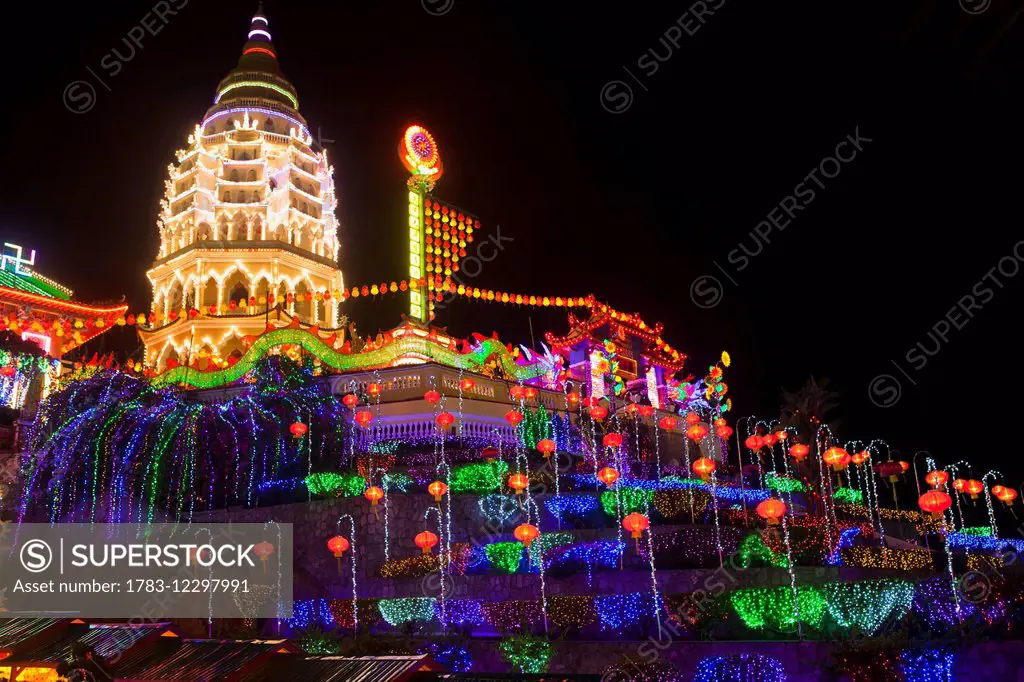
<box><xmin>205</xmin><ymin>5</ymin><xmax>305</xmax><ymax>124</ymax></box>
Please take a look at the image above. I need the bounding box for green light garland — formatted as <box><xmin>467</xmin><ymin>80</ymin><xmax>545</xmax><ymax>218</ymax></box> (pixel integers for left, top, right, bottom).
<box><xmin>601</xmin><ymin>487</ymin><xmax>654</xmax><ymax>516</ymax></box>
<box><xmin>305</xmin><ymin>471</ymin><xmax>366</xmax><ymax>497</ymax></box>
<box><xmin>823</xmin><ymin>578</ymin><xmax>913</xmax><ymax>635</ymax></box>
<box><xmin>152</xmin><ymin>328</ymin><xmax>546</xmax><ymax>388</ymax></box>
<box><xmin>735</xmin><ymin>533</ymin><xmax>788</xmax><ymax>568</ymax></box>
<box><xmin>529</xmin><ymin>532</ymin><xmax>575</xmax><ymax>568</ymax></box>
<box><xmin>216</xmin><ymin>79</ymin><xmax>299</xmax><ymax>108</ymax></box>
<box><xmin>961</xmin><ymin>526</ymin><xmax>993</xmax><ymax>537</ymax></box>
<box><xmin>832</xmin><ymin>487</ymin><xmax>864</xmax><ymax>505</ymax></box>
<box><xmin>450</xmin><ymin>460</ymin><xmax>509</xmax><ymax>494</ymax></box>
<box><xmin>730</xmin><ymin>585</ymin><xmax>826</xmax><ymax>632</ymax></box>
<box><xmin>498</xmin><ymin>635</ymin><xmax>554</xmax><ymax>674</ymax></box>
<box><xmin>486</xmin><ymin>541</ymin><xmax>525</xmax><ymax>574</ymax></box>
<box><xmin>378</xmin><ymin>597</ymin><xmax>436</xmax><ymax>626</ymax></box>
<box><xmin>765</xmin><ymin>473</ymin><xmax>806</xmax><ymax>494</ymax></box>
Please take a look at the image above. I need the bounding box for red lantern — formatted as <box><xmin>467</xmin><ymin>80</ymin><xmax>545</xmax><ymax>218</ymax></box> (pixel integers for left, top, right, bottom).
<box><xmin>658</xmin><ymin>416</ymin><xmax>678</xmax><ymax>431</ymax></box>
<box><xmin>622</xmin><ymin>512</ymin><xmax>650</xmax><ymax>539</ymax></box>
<box><xmin>524</xmin><ymin>387</ymin><xmax>538</xmax><ymax>400</ymax></box>
<box><xmin>365</xmin><ymin>486</ymin><xmax>384</xmax><ymax>506</ymax></box>
<box><xmin>536</xmin><ymin>439</ymin><xmax>556</xmax><ymax>458</ymax></box>
<box><xmin>713</xmin><ymin>418</ymin><xmax>727</xmax><ymax>428</ymax></box>
<box><xmin>639</xmin><ymin>405</ymin><xmax>655</xmax><ymax>418</ymax></box>
<box><xmin>745</xmin><ymin>435</ymin><xmax>764</xmax><ymax>451</ymax></box>
<box><xmin>597</xmin><ymin>466</ymin><xmax>620</xmax><ymax>487</ymax></box>
<box><xmin>715</xmin><ymin>425</ymin><xmax>734</xmax><ymax>439</ymax></box>
<box><xmin>925</xmin><ymin>470</ymin><xmax>950</xmax><ymax>488</ymax></box>
<box><xmin>692</xmin><ymin>457</ymin><xmax>716</xmax><ymax>480</ymax></box>
<box><xmin>952</xmin><ymin>478</ymin><xmax>967</xmax><ymax>493</ymax></box>
<box><xmin>823</xmin><ymin>447</ymin><xmax>851</xmax><ymax>471</ymax></box>
<box><xmin>510</xmin><ymin>386</ymin><xmax>527</xmax><ymax>400</ymax></box>
<box><xmin>482</xmin><ymin>446</ymin><xmax>499</xmax><ymax>463</ymax></box>
<box><xmin>254</xmin><ymin>541</ymin><xmax>274</xmax><ymax>573</ymax></box>
<box><xmin>354</xmin><ymin>410</ymin><xmax>373</xmax><ymax>428</ymax></box>
<box><xmin>994</xmin><ymin>486</ymin><xmax>1018</xmax><ymax>505</ymax></box>
<box><xmin>514</xmin><ymin>523</ymin><xmax>540</xmax><ymax>547</ymax></box>
<box><xmin>625</xmin><ymin>403</ymin><xmax>640</xmax><ymax>417</ymax></box>
<box><xmin>327</xmin><ymin>535</ymin><xmax>350</xmax><ymax>557</ymax></box>
<box><xmin>685</xmin><ymin>412</ymin><xmax>701</xmax><ymax>425</ymax></box>
<box><xmin>762</xmin><ymin>433</ymin><xmax>778</xmax><ymax>448</ymax></box>
<box><xmin>567</xmin><ymin>391</ymin><xmax>580</xmax><ymax>406</ymax></box>
<box><xmin>460</xmin><ymin>378</ymin><xmax>476</xmax><ymax>392</ymax></box>
<box><xmin>367</xmin><ymin>382</ymin><xmax>382</xmax><ymax>397</ymax></box>
<box><xmin>424</xmin><ymin>390</ymin><xmax>442</xmax><ymax>405</ymax></box>
<box><xmin>756</xmin><ymin>498</ymin><xmax>787</xmax><ymax>525</ymax></box>
<box><xmin>876</xmin><ymin>461</ymin><xmax>903</xmax><ymax>482</ymax></box>
<box><xmin>602</xmin><ymin>433</ymin><xmax>623</xmax><ymax>449</ymax></box>
<box><xmin>428</xmin><ymin>480</ymin><xmax>448</xmax><ymax>502</ymax></box>
<box><xmin>582</xmin><ymin>396</ymin><xmax>600</xmax><ymax>408</ymax></box>
<box><xmin>775</xmin><ymin>430</ymin><xmax>788</xmax><ymax>441</ymax></box>
<box><xmin>289</xmin><ymin>422</ymin><xmax>308</xmax><ymax>439</ymax></box>
<box><xmin>964</xmin><ymin>479</ymin><xmax>984</xmax><ymax>500</ymax></box>
<box><xmin>851</xmin><ymin>451</ymin><xmax>870</xmax><ymax>466</ymax></box>
<box><xmin>505</xmin><ymin>410</ymin><xmax>524</xmax><ymax>426</ymax></box>
<box><xmin>415</xmin><ymin>531</ymin><xmax>439</xmax><ymax>555</ymax></box>
<box><xmin>342</xmin><ymin>393</ymin><xmax>359</xmax><ymax>408</ymax></box>
<box><xmin>898</xmin><ymin>461</ymin><xmax>910</xmax><ymax>473</ymax></box>
<box><xmin>508</xmin><ymin>473</ymin><xmax>529</xmax><ymax>495</ymax></box>
<box><xmin>918</xmin><ymin>490</ymin><xmax>952</xmax><ymax>519</ymax></box>
<box><xmin>686</xmin><ymin>423</ymin><xmax>709</xmax><ymax>442</ymax></box>
<box><xmin>589</xmin><ymin>406</ymin><xmax>609</xmax><ymax>421</ymax></box>
<box><xmin>0</xmin><ymin>366</ymin><xmax>15</xmax><ymax>377</ymax></box>
<box><xmin>436</xmin><ymin>412</ymin><xmax>456</xmax><ymax>429</ymax></box>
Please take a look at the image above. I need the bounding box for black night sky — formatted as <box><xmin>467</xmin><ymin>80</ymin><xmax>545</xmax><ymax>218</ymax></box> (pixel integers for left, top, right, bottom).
<box><xmin>2</xmin><ymin>2</ymin><xmax>1022</xmax><ymax>483</ymax></box>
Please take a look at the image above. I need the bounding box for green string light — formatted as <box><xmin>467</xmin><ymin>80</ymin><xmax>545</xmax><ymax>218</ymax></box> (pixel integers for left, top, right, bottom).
<box><xmin>305</xmin><ymin>471</ymin><xmax>365</xmax><ymax>497</ymax></box>
<box><xmin>449</xmin><ymin>460</ymin><xmax>509</xmax><ymax>494</ymax></box>
<box><xmin>378</xmin><ymin>597</ymin><xmax>436</xmax><ymax>626</ymax></box>
<box><xmin>823</xmin><ymin>578</ymin><xmax>913</xmax><ymax>635</ymax></box>
<box><xmin>601</xmin><ymin>487</ymin><xmax>653</xmax><ymax>516</ymax></box>
<box><xmin>730</xmin><ymin>584</ymin><xmax>826</xmax><ymax>631</ymax></box>
<box><xmin>486</xmin><ymin>542</ymin><xmax>525</xmax><ymax>574</ymax></box>
<box><xmin>498</xmin><ymin>635</ymin><xmax>553</xmax><ymax>674</ymax></box>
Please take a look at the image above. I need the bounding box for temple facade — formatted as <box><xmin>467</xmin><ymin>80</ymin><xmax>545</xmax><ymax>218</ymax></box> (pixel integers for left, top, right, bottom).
<box><xmin>141</xmin><ymin>8</ymin><xmax>344</xmax><ymax>371</ymax></box>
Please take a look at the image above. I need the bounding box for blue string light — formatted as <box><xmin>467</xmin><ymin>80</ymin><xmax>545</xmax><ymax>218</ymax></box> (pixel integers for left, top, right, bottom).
<box><xmin>419</xmin><ymin>643</ymin><xmax>474</xmax><ymax>672</ymax></box>
<box><xmin>898</xmin><ymin>648</ymin><xmax>956</xmax><ymax>682</ymax></box>
<box><xmin>945</xmin><ymin>533</ymin><xmax>1024</xmax><ymax>553</ymax></box>
<box><xmin>594</xmin><ymin>592</ymin><xmax>662</xmax><ymax>631</ymax></box>
<box><xmin>436</xmin><ymin>598</ymin><xmax>485</xmax><ymax>627</ymax></box>
<box><xmin>692</xmin><ymin>653</ymin><xmax>787</xmax><ymax>682</ymax></box>
<box><xmin>543</xmin><ymin>493</ymin><xmax>600</xmax><ymax>521</ymax></box>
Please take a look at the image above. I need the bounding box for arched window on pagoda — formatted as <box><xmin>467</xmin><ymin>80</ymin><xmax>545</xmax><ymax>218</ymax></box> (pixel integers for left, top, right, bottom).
<box><xmin>202</xmin><ymin>277</ymin><xmax>218</xmax><ymax>309</ymax></box>
<box><xmin>247</xmin><ymin>169</ymin><xmax>257</xmax><ymax>182</ymax></box>
<box><xmin>226</xmin><ymin>275</ymin><xmax>249</xmax><ymax>312</ymax></box>
<box><xmin>223</xmin><ymin>190</ymin><xmax>232</xmax><ymax>203</ymax></box>
<box><xmin>293</xmin><ymin>280</ymin><xmax>312</xmax><ymax>321</ymax></box>
<box><xmin>230</xmin><ymin>169</ymin><xmax>240</xmax><ymax>182</ymax></box>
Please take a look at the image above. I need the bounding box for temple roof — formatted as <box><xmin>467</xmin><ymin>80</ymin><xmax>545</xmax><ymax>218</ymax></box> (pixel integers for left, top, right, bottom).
<box><xmin>207</xmin><ymin>5</ymin><xmax>303</xmax><ymax>118</ymax></box>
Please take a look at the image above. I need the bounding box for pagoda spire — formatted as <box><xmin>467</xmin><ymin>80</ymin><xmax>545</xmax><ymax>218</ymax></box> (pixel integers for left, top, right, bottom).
<box><xmin>211</xmin><ymin>3</ymin><xmax>300</xmax><ymax>112</ymax></box>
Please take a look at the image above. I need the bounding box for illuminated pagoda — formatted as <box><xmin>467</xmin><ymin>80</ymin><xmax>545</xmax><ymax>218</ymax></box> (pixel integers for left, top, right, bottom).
<box><xmin>140</xmin><ymin>6</ymin><xmax>344</xmax><ymax>372</ymax></box>
<box><xmin>19</xmin><ymin>9</ymin><xmax>1022</xmax><ymax>681</ymax></box>
<box><xmin>0</xmin><ymin>243</ymin><xmax>128</xmax><ymax>410</ymax></box>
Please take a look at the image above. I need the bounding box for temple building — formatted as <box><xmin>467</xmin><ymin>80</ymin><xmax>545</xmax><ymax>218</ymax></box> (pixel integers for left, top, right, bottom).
<box><xmin>141</xmin><ymin>8</ymin><xmax>344</xmax><ymax>371</ymax></box>
<box><xmin>0</xmin><ymin>243</ymin><xmax>128</xmax><ymax>412</ymax></box>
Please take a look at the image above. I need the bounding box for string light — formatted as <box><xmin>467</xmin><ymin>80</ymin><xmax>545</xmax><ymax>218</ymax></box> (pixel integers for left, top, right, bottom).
<box><xmin>594</xmin><ymin>592</ymin><xmax>662</xmax><ymax>631</ymax></box>
<box><xmin>485</xmin><ymin>542</ymin><xmax>525</xmax><ymax>574</ymax></box>
<box><xmin>546</xmin><ymin>595</ymin><xmax>597</xmax><ymax>629</ymax></box>
<box><xmin>378</xmin><ymin>597</ymin><xmax>436</xmax><ymax>626</ymax></box>
<box><xmin>481</xmin><ymin>599</ymin><xmax>542</xmax><ymax>632</ymax></box>
<box><xmin>497</xmin><ymin>635</ymin><xmax>553</xmax><ymax>674</ymax></box>
<box><xmin>823</xmin><ymin>578</ymin><xmax>914</xmax><ymax>635</ymax></box>
<box><xmin>692</xmin><ymin>654</ymin><xmax>788</xmax><ymax>682</ymax></box>
<box><xmin>841</xmin><ymin>547</ymin><xmax>933</xmax><ymax>571</ymax></box>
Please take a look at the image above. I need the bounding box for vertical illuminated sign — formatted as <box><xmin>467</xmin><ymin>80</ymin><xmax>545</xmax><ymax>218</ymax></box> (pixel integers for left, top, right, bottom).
<box><xmin>399</xmin><ymin>125</ymin><xmax>443</xmax><ymax>325</ymax></box>
<box><xmin>408</xmin><ymin>189</ymin><xmax>426</xmax><ymax>322</ymax></box>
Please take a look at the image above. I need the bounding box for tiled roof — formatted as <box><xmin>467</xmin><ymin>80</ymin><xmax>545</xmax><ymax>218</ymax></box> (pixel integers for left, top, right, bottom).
<box><xmin>259</xmin><ymin>654</ymin><xmax>436</xmax><ymax>682</ymax></box>
<box><xmin>0</xmin><ymin>268</ymin><xmax>71</xmax><ymax>300</ymax></box>
<box><xmin>112</xmin><ymin>639</ymin><xmax>291</xmax><ymax>681</ymax></box>
<box><xmin>0</xmin><ymin>618</ymin><xmax>65</xmax><ymax>652</ymax></box>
